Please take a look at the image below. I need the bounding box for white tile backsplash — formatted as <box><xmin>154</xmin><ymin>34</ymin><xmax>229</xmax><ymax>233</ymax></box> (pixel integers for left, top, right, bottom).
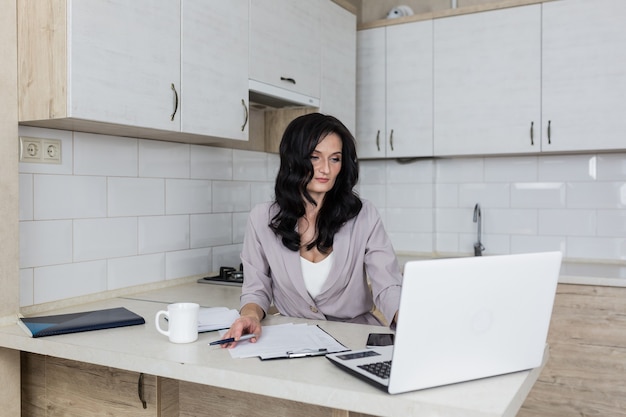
<box><xmin>233</xmin><ymin>149</ymin><xmax>272</xmax><ymax>181</ymax></box>
<box><xmin>538</xmin><ymin>155</ymin><xmax>597</xmax><ymax>181</ymax></box>
<box><xmin>386</xmin><ymin>183</ymin><xmax>433</xmax><ymax>208</ymax></box>
<box><xmin>73</xmin><ymin>217</ymin><xmax>138</xmax><ymax>262</ymax></box>
<box><xmin>190</xmin><ymin>145</ymin><xmax>233</xmax><ymax>180</ymax></box>
<box><xmin>510</xmin><ymin>182</ymin><xmax>566</xmax><ymax>208</ymax></box>
<box><xmin>108</xmin><ymin>177</ymin><xmax>165</xmax><ymax>217</ymax></box>
<box><xmin>358</xmin><ymin>160</ymin><xmax>386</xmax><ymax>184</ymax></box>
<box><xmin>567</xmin><ymin>182</ymin><xmax>626</xmax><ymax>209</ymax></box>
<box><xmin>212</xmin><ymin>181</ymin><xmax>251</xmax><ymax>212</ymax></box>
<box><xmin>190</xmin><ymin>213</ymin><xmax>233</xmax><ymax>248</ymax></box>
<box><xmin>358</xmin><ymin>184</ymin><xmax>386</xmax><ymax>208</ymax></box>
<box><xmin>458</xmin><ymin>183</ymin><xmax>510</xmax><ymax>208</ymax></box>
<box><xmin>211</xmin><ymin>244</ymin><xmax>243</xmax><ymax>270</ymax></box>
<box><xmin>107</xmin><ymin>254</ymin><xmax>165</xmax><ymax>290</ymax></box>
<box><xmin>597</xmin><ymin>153</ymin><xmax>626</xmax><ymax>180</ymax></box>
<box><xmin>250</xmin><ymin>182</ymin><xmax>275</xmax><ymax>206</ymax></box>
<box><xmin>17</xmin><ymin>126</ymin><xmax>626</xmax><ymax>306</ymax></box>
<box><xmin>232</xmin><ymin>212</ymin><xmax>249</xmax><ymax>244</ymax></box>
<box><xmin>568</xmin><ymin>236</ymin><xmax>626</xmax><ymax>261</ymax></box>
<box><xmin>34</xmin><ymin>261</ymin><xmax>108</xmax><ymax>304</ymax></box>
<box><xmin>74</xmin><ymin>132</ymin><xmax>138</xmax><ymax>177</ymax></box>
<box><xmin>484</xmin><ymin>157</ymin><xmax>538</xmax><ymax>182</ymax></box>
<box><xmin>166</xmin><ymin>179</ymin><xmax>212</xmax><ymax>215</ymax></box>
<box><xmin>138</xmin><ymin>139</ymin><xmax>190</xmax><ymax>178</ymax></box>
<box><xmin>436</xmin><ymin>158</ymin><xmax>483</xmax><ymax>183</ymax></box>
<box><xmin>538</xmin><ymin>209</ymin><xmax>596</xmax><ymax>236</ymax></box>
<box><xmin>386</xmin><ymin>159</ymin><xmax>434</xmax><ymax>184</ymax></box>
<box><xmin>19</xmin><ymin>269</ymin><xmax>34</xmax><ymax>307</ymax></box>
<box><xmin>19</xmin><ymin>174</ymin><xmax>33</xmax><ymax>221</ymax></box>
<box><xmin>138</xmin><ymin>215</ymin><xmax>189</xmax><ymax>254</ymax></box>
<box><xmin>596</xmin><ymin>210</ymin><xmax>626</xmax><ymax>237</ymax></box>
<box><xmin>165</xmin><ymin>248</ymin><xmax>212</xmax><ymax>280</ymax></box>
<box><xmin>19</xmin><ymin>220</ymin><xmax>73</xmax><ymax>268</ymax></box>
<box><xmin>34</xmin><ymin>175</ymin><xmax>107</xmax><ymax>219</ymax></box>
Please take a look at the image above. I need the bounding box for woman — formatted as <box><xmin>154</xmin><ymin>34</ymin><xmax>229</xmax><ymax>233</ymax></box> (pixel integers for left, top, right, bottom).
<box><xmin>222</xmin><ymin>113</ymin><xmax>402</xmax><ymax>347</ymax></box>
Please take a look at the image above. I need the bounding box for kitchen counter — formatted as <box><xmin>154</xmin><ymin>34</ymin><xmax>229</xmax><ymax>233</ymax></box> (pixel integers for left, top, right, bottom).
<box><xmin>0</xmin><ymin>282</ymin><xmax>545</xmax><ymax>417</ymax></box>
<box><xmin>397</xmin><ymin>253</ymin><xmax>626</xmax><ymax>288</ymax></box>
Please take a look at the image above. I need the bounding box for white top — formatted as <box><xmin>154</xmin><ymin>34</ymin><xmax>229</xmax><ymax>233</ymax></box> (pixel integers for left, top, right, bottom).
<box><xmin>301</xmin><ymin>252</ymin><xmax>334</xmax><ymax>298</ymax></box>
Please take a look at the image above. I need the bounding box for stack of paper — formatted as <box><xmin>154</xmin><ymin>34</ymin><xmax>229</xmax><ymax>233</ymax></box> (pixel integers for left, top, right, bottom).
<box><xmin>198</xmin><ymin>307</ymin><xmax>239</xmax><ymax>332</ymax></box>
<box><xmin>222</xmin><ymin>323</ymin><xmax>347</xmax><ymax>360</ymax></box>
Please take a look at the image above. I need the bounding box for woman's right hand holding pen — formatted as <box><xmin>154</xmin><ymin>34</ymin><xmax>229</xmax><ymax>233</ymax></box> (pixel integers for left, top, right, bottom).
<box><xmin>220</xmin><ymin>303</ymin><xmax>264</xmax><ymax>348</ymax></box>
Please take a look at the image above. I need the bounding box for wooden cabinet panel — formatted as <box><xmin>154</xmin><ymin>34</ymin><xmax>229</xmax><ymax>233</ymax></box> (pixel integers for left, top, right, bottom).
<box><xmin>177</xmin><ymin>381</ymin><xmax>375</xmax><ymax>417</ymax></box>
<box><xmin>21</xmin><ymin>353</ymin><xmax>159</xmax><ymax>417</ymax></box>
<box><xmin>433</xmin><ymin>5</ymin><xmax>541</xmax><ymax>156</ymax></box>
<box><xmin>21</xmin><ymin>352</ymin><xmax>46</xmax><ymax>417</ymax></box>
<box><xmin>542</xmin><ymin>0</ymin><xmax>626</xmax><ymax>152</ymax></box>
<box><xmin>519</xmin><ymin>284</ymin><xmax>626</xmax><ymax>416</ymax></box>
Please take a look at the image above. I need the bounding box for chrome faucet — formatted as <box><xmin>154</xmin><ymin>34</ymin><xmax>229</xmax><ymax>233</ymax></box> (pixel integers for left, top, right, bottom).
<box><xmin>473</xmin><ymin>203</ymin><xmax>485</xmax><ymax>256</ymax></box>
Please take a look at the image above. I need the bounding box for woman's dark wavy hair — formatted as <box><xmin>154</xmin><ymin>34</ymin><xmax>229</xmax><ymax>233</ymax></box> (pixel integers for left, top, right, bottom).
<box><xmin>270</xmin><ymin>113</ymin><xmax>362</xmax><ymax>253</ymax></box>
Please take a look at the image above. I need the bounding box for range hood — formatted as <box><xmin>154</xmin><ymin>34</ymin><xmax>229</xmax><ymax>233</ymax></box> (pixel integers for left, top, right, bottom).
<box><xmin>249</xmin><ymin>79</ymin><xmax>320</xmax><ymax>109</ymax></box>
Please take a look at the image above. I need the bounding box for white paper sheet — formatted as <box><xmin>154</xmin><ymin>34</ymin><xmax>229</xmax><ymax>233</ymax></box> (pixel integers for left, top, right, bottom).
<box><xmin>198</xmin><ymin>307</ymin><xmax>239</xmax><ymax>332</ymax></box>
<box><xmin>220</xmin><ymin>323</ymin><xmax>347</xmax><ymax>360</ymax></box>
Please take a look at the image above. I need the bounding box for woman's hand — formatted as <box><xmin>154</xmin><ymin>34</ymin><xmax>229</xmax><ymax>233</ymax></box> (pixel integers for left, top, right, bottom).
<box><xmin>220</xmin><ymin>303</ymin><xmax>264</xmax><ymax>348</ymax></box>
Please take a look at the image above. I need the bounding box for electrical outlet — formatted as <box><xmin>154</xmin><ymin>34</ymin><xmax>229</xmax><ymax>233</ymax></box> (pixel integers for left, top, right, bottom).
<box><xmin>43</xmin><ymin>140</ymin><xmax>61</xmax><ymax>162</ymax></box>
<box><xmin>19</xmin><ymin>137</ymin><xmax>62</xmax><ymax>164</ymax></box>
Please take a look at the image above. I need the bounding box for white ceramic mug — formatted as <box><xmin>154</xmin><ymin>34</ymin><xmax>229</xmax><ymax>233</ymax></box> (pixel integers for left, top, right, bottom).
<box><xmin>155</xmin><ymin>302</ymin><xmax>199</xmax><ymax>343</ymax></box>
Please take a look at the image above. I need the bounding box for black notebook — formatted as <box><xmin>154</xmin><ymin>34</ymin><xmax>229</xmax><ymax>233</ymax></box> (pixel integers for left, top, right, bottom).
<box><xmin>18</xmin><ymin>307</ymin><xmax>145</xmax><ymax>338</ymax></box>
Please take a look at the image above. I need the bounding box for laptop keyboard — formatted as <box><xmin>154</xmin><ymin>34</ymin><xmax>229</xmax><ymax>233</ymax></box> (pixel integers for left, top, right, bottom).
<box><xmin>358</xmin><ymin>360</ymin><xmax>392</xmax><ymax>379</ymax></box>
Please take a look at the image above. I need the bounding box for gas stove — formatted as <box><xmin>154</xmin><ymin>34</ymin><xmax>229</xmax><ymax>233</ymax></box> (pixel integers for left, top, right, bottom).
<box><xmin>197</xmin><ymin>266</ymin><xmax>243</xmax><ymax>286</ymax></box>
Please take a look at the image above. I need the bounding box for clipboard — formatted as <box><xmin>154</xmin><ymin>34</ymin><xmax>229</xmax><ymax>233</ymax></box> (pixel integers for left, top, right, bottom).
<box><xmin>285</xmin><ymin>348</ymin><xmax>329</xmax><ymax>359</ymax></box>
<box><xmin>218</xmin><ymin>323</ymin><xmax>347</xmax><ymax>360</ymax></box>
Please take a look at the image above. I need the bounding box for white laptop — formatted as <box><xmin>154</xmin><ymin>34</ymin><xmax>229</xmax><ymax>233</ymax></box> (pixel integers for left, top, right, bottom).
<box><xmin>326</xmin><ymin>251</ymin><xmax>562</xmax><ymax>394</ymax></box>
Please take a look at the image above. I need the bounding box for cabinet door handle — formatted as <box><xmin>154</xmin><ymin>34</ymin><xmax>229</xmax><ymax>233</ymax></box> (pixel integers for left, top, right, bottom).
<box><xmin>170</xmin><ymin>83</ymin><xmax>179</xmax><ymax>121</ymax></box>
<box><xmin>547</xmin><ymin>120</ymin><xmax>551</xmax><ymax>144</ymax></box>
<box><xmin>138</xmin><ymin>373</ymin><xmax>147</xmax><ymax>409</ymax></box>
<box><xmin>389</xmin><ymin>129</ymin><xmax>394</xmax><ymax>151</ymax></box>
<box><xmin>280</xmin><ymin>76</ymin><xmax>296</xmax><ymax>84</ymax></box>
<box><xmin>241</xmin><ymin>99</ymin><xmax>249</xmax><ymax>132</ymax></box>
<box><xmin>530</xmin><ymin>121</ymin><xmax>534</xmax><ymax>145</ymax></box>
<box><xmin>376</xmin><ymin>130</ymin><xmax>380</xmax><ymax>151</ymax></box>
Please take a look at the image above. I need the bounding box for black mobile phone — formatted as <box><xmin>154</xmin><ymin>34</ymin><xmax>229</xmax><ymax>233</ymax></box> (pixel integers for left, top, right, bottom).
<box><xmin>366</xmin><ymin>333</ymin><xmax>394</xmax><ymax>348</ymax></box>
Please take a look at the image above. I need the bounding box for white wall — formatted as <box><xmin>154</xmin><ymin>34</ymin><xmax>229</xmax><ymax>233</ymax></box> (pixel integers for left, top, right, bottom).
<box><xmin>18</xmin><ymin>126</ymin><xmax>278</xmax><ymax>307</ymax></box>
<box><xmin>359</xmin><ymin>154</ymin><xmax>626</xmax><ymax>261</ymax></box>
<box><xmin>19</xmin><ymin>126</ymin><xmax>626</xmax><ymax>306</ymax></box>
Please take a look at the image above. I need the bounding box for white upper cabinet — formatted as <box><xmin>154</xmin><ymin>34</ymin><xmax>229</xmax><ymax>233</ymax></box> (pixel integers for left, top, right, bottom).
<box><xmin>356</xmin><ymin>27</ymin><xmax>385</xmax><ymax>159</ymax></box>
<box><xmin>357</xmin><ymin>21</ymin><xmax>433</xmax><ymax>159</ymax></box>
<box><xmin>249</xmin><ymin>0</ymin><xmax>321</xmax><ymax>100</ymax></box>
<box><xmin>19</xmin><ymin>0</ymin><xmax>181</xmax><ymax>132</ymax></box>
<box><xmin>542</xmin><ymin>0</ymin><xmax>626</xmax><ymax>152</ymax></box>
<box><xmin>181</xmin><ymin>0</ymin><xmax>249</xmax><ymax>140</ymax></box>
<box><xmin>319</xmin><ymin>0</ymin><xmax>356</xmax><ymax>133</ymax></box>
<box><xmin>433</xmin><ymin>5</ymin><xmax>541</xmax><ymax>156</ymax></box>
<box><xmin>18</xmin><ymin>0</ymin><xmax>249</xmax><ymax>143</ymax></box>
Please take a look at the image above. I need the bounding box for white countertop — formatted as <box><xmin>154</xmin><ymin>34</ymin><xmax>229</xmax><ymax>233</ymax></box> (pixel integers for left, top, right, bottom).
<box><xmin>0</xmin><ymin>282</ymin><xmax>544</xmax><ymax>417</ymax></box>
<box><xmin>397</xmin><ymin>253</ymin><xmax>626</xmax><ymax>288</ymax></box>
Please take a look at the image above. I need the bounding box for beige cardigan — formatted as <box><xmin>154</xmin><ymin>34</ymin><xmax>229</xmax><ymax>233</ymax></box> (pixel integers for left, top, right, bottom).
<box><xmin>239</xmin><ymin>200</ymin><xmax>403</xmax><ymax>326</ymax></box>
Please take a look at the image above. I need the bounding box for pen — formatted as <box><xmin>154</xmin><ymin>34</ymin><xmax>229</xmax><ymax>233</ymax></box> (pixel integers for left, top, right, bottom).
<box><xmin>209</xmin><ymin>333</ymin><xmax>255</xmax><ymax>346</ymax></box>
